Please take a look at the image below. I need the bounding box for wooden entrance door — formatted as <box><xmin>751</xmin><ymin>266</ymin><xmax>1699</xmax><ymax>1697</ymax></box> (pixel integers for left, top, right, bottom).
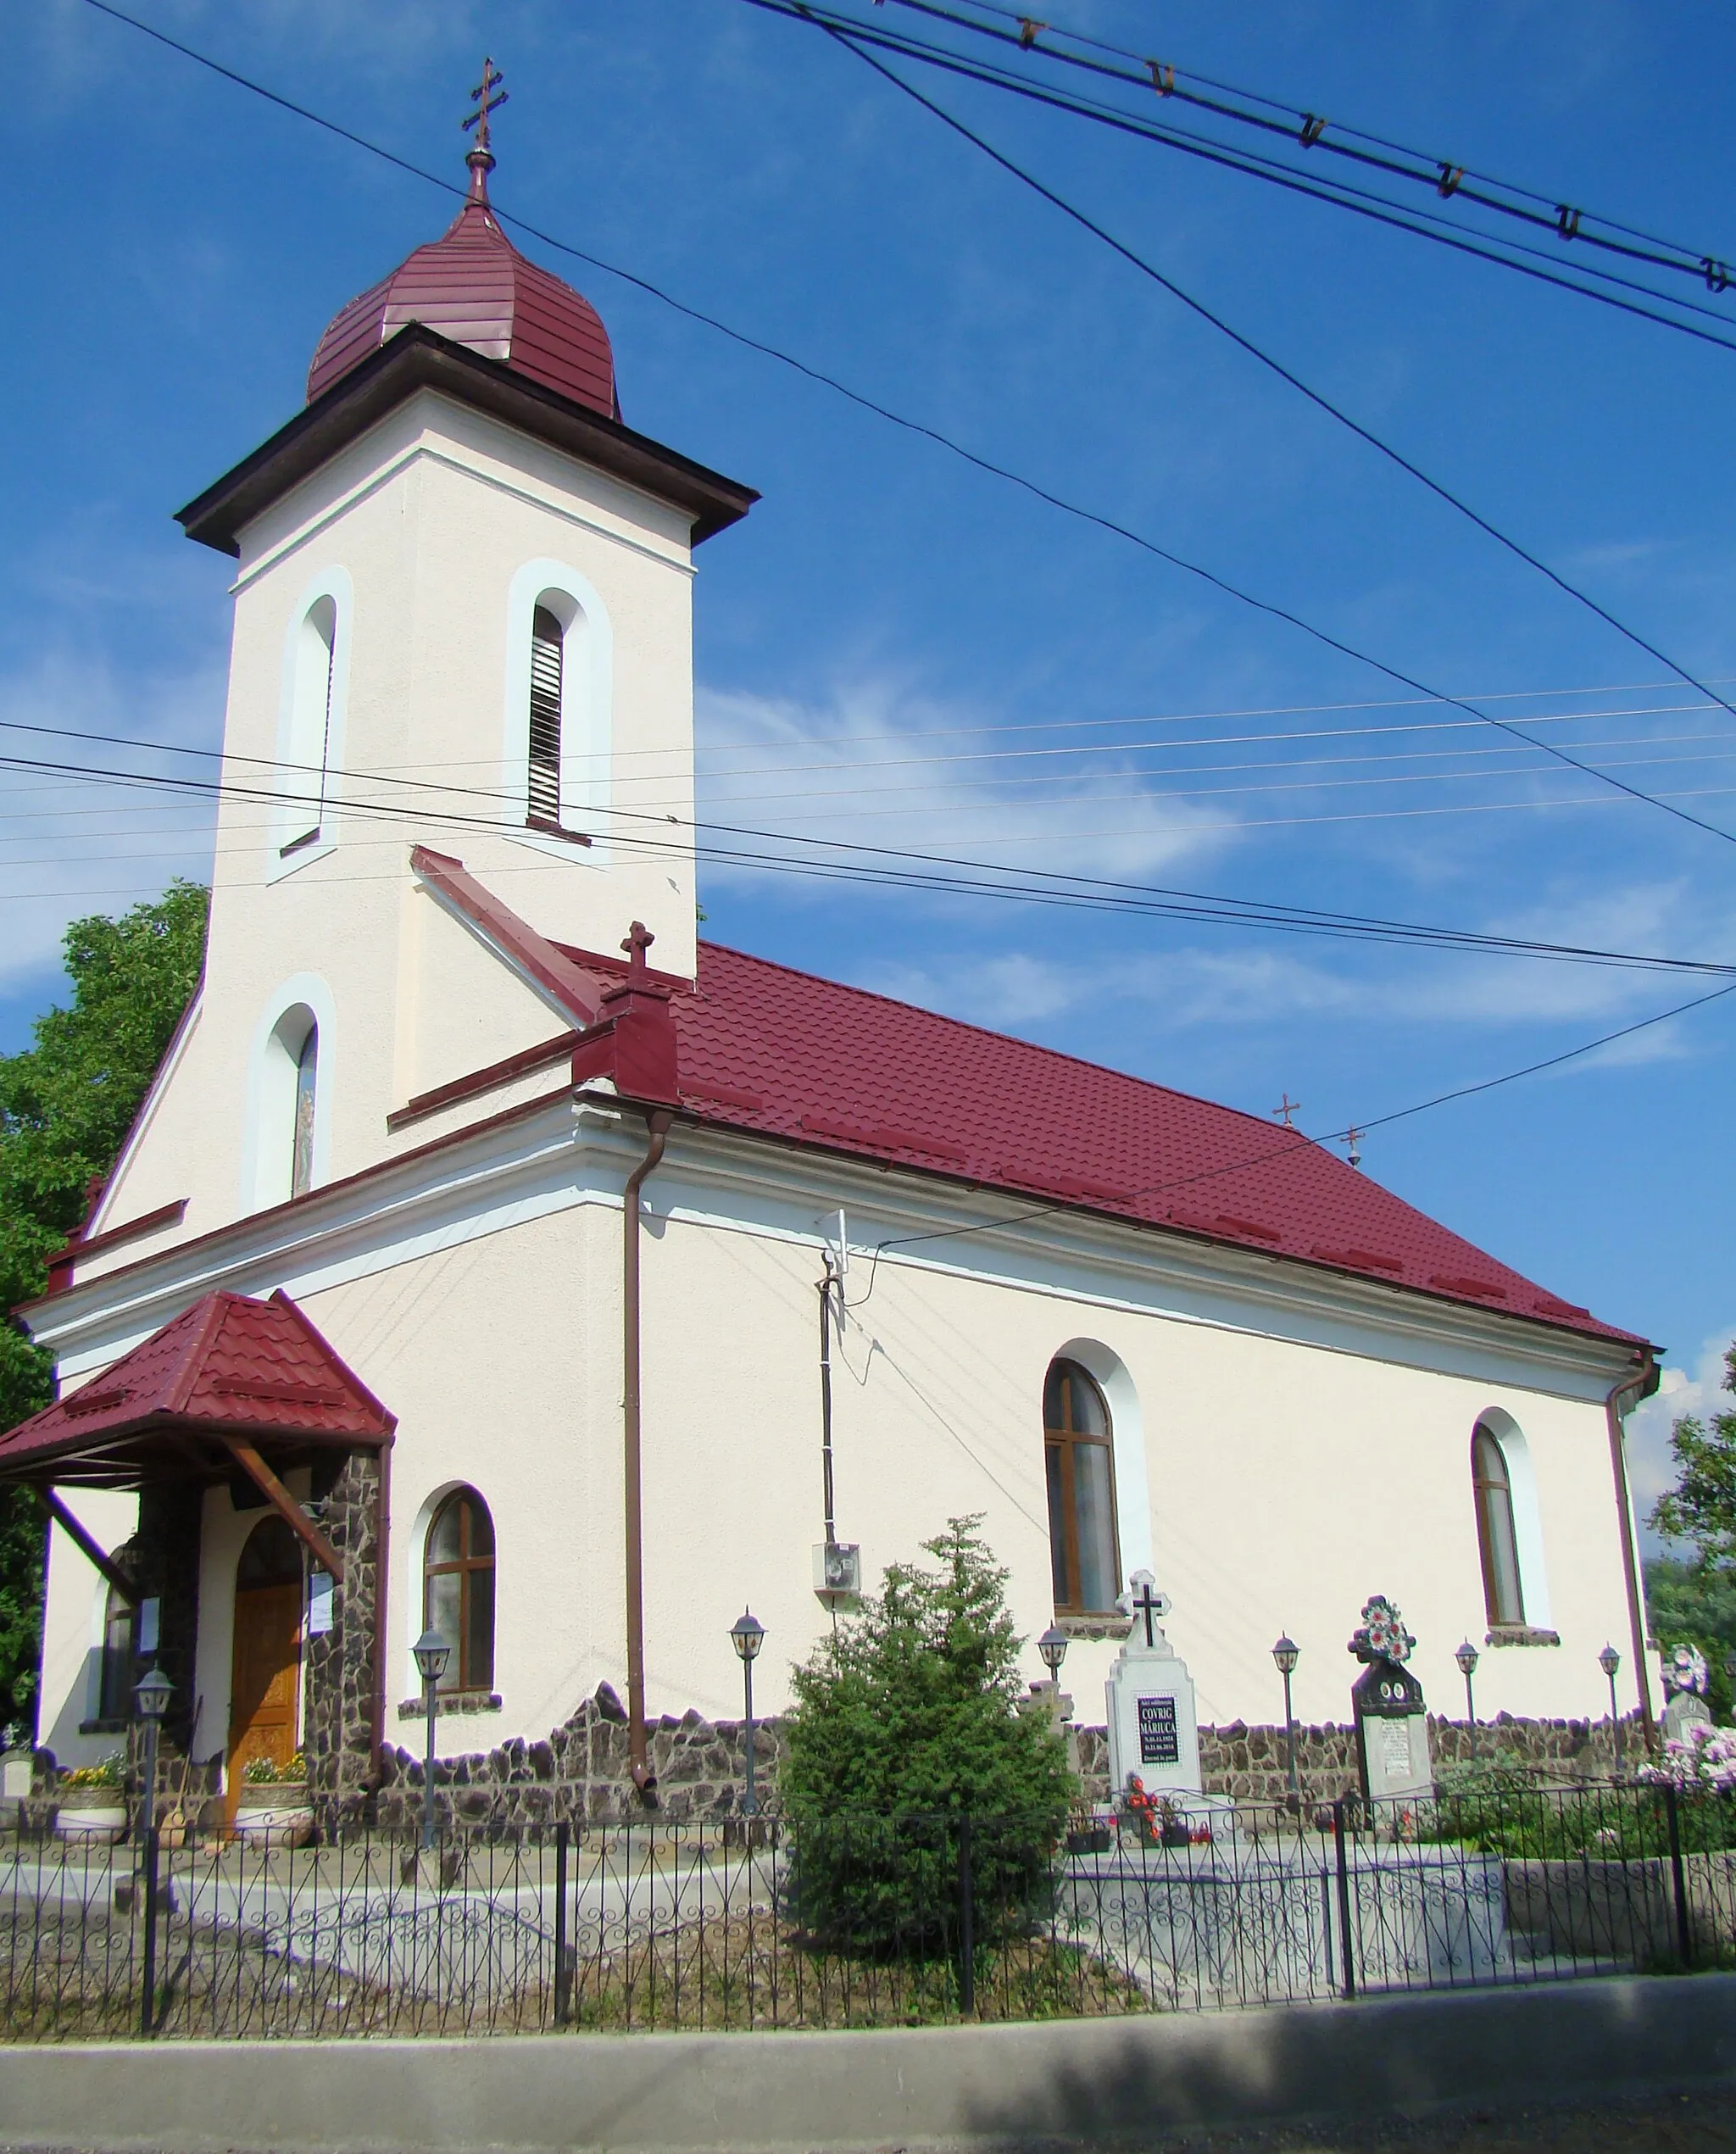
<box><xmin>226</xmin><ymin>1517</ymin><xmax>303</xmax><ymax>1817</ymax></box>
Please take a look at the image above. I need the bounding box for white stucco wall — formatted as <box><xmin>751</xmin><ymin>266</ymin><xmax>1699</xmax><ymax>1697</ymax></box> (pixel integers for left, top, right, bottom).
<box><xmin>30</xmin><ymin>1101</ymin><xmax>1646</xmax><ymax>1775</ymax></box>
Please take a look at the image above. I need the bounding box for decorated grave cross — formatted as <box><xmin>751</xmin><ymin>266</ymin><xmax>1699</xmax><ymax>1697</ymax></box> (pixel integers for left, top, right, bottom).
<box><xmin>1349</xmin><ymin>1593</ymin><xmax>1415</xmax><ymax>1667</ymax></box>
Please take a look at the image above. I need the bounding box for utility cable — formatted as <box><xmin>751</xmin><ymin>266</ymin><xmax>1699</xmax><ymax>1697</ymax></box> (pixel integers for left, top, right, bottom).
<box><xmin>811</xmin><ymin>13</ymin><xmax>1736</xmax><ymax>749</ymax></box>
<box><xmin>739</xmin><ymin>0</ymin><xmax>1736</xmax><ymax>347</ymax></box>
<box><xmin>844</xmin><ymin>974</ymin><xmax>1736</xmax><ymax>1301</ymax></box>
<box><xmin>873</xmin><ymin>0</ymin><xmax>1736</xmax><ymax>296</ymax></box>
<box><xmin>70</xmin><ymin>0</ymin><xmax>1736</xmax><ymax>851</ymax></box>
<box><xmin>3</xmin><ymin>730</ymin><xmax>1733</xmax><ymax>976</ymax></box>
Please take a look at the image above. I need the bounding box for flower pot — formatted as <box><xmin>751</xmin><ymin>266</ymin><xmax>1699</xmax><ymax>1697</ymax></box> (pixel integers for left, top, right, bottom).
<box><xmin>55</xmin><ymin>1801</ymin><xmax>127</xmax><ymax>1842</ymax></box>
<box><xmin>233</xmin><ymin>1784</ymin><xmax>314</xmax><ymax>1848</ymax></box>
<box><xmin>1066</xmin><ymin>1824</ymin><xmax>1112</xmax><ymax>1856</ymax></box>
<box><xmin>1160</xmin><ymin>1822</ymin><xmax>1193</xmax><ymax>1850</ymax></box>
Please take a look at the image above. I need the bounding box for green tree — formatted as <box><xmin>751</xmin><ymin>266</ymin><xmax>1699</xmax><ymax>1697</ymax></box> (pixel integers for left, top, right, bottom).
<box><xmin>779</xmin><ymin>1517</ymin><xmax>1074</xmax><ymax>1952</ymax></box>
<box><xmin>1647</xmin><ymin>1350</ymin><xmax>1736</xmax><ymax>1726</ymax></box>
<box><xmin>1650</xmin><ymin>1349</ymin><xmax>1736</xmax><ymax>1566</ymax></box>
<box><xmin>0</xmin><ymin>882</ymin><xmax>209</xmax><ymax>1731</ymax></box>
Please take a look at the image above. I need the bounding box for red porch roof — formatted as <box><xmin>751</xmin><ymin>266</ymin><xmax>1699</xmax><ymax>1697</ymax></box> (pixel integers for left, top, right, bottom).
<box><xmin>0</xmin><ymin>1291</ymin><xmax>394</xmax><ymax>1488</ymax></box>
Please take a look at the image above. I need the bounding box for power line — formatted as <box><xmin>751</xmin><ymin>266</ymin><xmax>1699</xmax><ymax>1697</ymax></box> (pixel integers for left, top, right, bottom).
<box><xmin>874</xmin><ymin>0</ymin><xmax>1736</xmax><ymax>298</ymax></box>
<box><xmin>801</xmin><ymin>8</ymin><xmax>1736</xmax><ymax>755</ymax></box>
<box><xmin>2</xmin><ymin>730</ymin><xmax>1732</xmax><ymax>976</ymax></box>
<box><xmin>849</xmin><ymin>975</ymin><xmax>1736</xmax><ymax>1293</ymax></box>
<box><xmin>70</xmin><ymin>2</ymin><xmax>1736</xmax><ymax>854</ymax></box>
<box><xmin>738</xmin><ymin>0</ymin><xmax>1736</xmax><ymax>348</ymax></box>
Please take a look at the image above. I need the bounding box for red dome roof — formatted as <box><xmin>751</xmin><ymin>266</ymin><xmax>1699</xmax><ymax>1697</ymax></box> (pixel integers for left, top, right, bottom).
<box><xmin>307</xmin><ymin>192</ymin><xmax>616</xmax><ymax>418</ymax></box>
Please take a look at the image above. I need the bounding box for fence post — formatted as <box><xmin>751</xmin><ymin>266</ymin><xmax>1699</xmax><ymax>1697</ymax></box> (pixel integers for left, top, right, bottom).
<box><xmin>1664</xmin><ymin>1784</ymin><xmax>1694</xmax><ymax>1966</ymax></box>
<box><xmin>1333</xmin><ymin>1799</ymin><xmax>1355</xmax><ymax>2001</ymax></box>
<box><xmin>139</xmin><ymin>1823</ymin><xmax>161</xmax><ymax>2040</ymax></box>
<box><xmin>956</xmin><ymin>1816</ymin><xmax>975</xmax><ymax>2018</ymax></box>
<box><xmin>553</xmin><ymin>1820</ymin><xmax>570</xmax><ymax>2027</ymax></box>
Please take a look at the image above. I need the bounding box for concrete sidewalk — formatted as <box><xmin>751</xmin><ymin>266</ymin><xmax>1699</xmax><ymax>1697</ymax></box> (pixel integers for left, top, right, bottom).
<box><xmin>0</xmin><ymin>1975</ymin><xmax>1733</xmax><ymax>2153</ymax></box>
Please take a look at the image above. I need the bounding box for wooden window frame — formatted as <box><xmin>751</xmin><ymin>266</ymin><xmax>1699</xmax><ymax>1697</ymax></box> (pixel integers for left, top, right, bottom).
<box><xmin>1044</xmin><ymin>1359</ymin><xmax>1121</xmax><ymax>1617</ymax></box>
<box><xmin>1471</xmin><ymin>1422</ymin><xmax>1525</xmax><ymax>1629</ymax></box>
<box><xmin>424</xmin><ymin>1489</ymin><xmax>496</xmax><ymax>1695</ymax></box>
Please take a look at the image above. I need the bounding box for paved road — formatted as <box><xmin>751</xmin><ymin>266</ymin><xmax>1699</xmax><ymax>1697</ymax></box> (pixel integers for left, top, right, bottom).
<box><xmin>1137</xmin><ymin>2088</ymin><xmax>1734</xmax><ymax>2151</ymax></box>
<box><xmin>4</xmin><ymin>2090</ymin><xmax>1733</xmax><ymax>2154</ymax></box>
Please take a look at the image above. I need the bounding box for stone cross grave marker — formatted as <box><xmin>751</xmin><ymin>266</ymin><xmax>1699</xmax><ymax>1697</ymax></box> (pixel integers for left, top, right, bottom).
<box><xmin>1349</xmin><ymin>1594</ymin><xmax>1433</xmax><ymax>1806</ymax></box>
<box><xmin>1104</xmin><ymin>1569</ymin><xmax>1202</xmax><ymax>1806</ymax></box>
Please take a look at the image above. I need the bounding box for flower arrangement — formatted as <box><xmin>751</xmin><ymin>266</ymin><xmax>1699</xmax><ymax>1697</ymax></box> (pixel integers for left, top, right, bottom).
<box><xmin>1639</xmin><ymin>1722</ymin><xmax>1736</xmax><ymax>1795</ymax></box>
<box><xmin>242</xmin><ymin>1751</ymin><xmax>307</xmax><ymax>1786</ymax></box>
<box><xmin>61</xmin><ymin>1752</ymin><xmax>124</xmax><ymax>1792</ymax></box>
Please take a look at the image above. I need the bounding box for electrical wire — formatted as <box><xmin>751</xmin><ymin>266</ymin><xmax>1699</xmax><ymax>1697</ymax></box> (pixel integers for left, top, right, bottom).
<box><xmin>804</xmin><ymin>9</ymin><xmax>1736</xmax><ymax>757</ymax></box>
<box><xmin>69</xmin><ymin>2</ymin><xmax>1736</xmax><ymax>853</ymax></box>
<box><xmin>872</xmin><ymin>0</ymin><xmax>1736</xmax><ymax>298</ymax></box>
<box><xmin>3</xmin><ymin>730</ymin><xmax>1733</xmax><ymax>975</ymax></box>
<box><xmin>843</xmin><ymin>974</ymin><xmax>1736</xmax><ymax>1304</ymax></box>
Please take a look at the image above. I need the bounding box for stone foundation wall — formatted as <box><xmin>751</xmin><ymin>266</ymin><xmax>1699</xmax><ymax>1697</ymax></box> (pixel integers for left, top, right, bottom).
<box><xmin>364</xmin><ymin>1692</ymin><xmax>1646</xmax><ymax>1831</ymax></box>
<box><xmin>303</xmin><ymin>1450</ymin><xmax>384</xmax><ymax>1819</ymax></box>
<box><xmin>373</xmin><ymin>1684</ymin><xmax>785</xmax><ymax>1832</ymax></box>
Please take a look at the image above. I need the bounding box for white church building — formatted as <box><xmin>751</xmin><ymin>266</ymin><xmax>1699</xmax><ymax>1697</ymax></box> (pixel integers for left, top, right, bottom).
<box><xmin>5</xmin><ymin>120</ymin><xmax>1661</xmax><ymax>1814</ymax></box>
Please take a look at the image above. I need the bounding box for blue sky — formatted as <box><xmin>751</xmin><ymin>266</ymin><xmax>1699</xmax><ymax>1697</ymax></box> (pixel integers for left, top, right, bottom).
<box><xmin>7</xmin><ymin>0</ymin><xmax>1736</xmax><ymax>1526</ymax></box>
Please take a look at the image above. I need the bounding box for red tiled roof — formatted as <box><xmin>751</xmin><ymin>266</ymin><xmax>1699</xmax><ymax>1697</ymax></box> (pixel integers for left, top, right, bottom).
<box><xmin>0</xmin><ymin>1290</ymin><xmax>394</xmax><ymax>1477</ymax></box>
<box><xmin>565</xmin><ymin>937</ymin><xmax>1639</xmax><ymax>1349</ymax></box>
<box><xmin>307</xmin><ymin>199</ymin><xmax>616</xmax><ymax>417</ymax></box>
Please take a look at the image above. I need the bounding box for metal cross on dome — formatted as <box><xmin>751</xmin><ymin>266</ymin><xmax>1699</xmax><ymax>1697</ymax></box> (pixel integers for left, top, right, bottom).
<box><xmin>1122</xmin><ymin>1570</ymin><xmax>1171</xmax><ymax>1650</ymax></box>
<box><xmin>463</xmin><ymin>58</ymin><xmax>509</xmax><ymax>154</ymax></box>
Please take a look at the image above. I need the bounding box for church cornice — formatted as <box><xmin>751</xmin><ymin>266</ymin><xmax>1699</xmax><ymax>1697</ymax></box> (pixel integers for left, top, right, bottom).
<box><xmin>176</xmin><ymin>324</ymin><xmax>758</xmax><ymax>557</ymax></box>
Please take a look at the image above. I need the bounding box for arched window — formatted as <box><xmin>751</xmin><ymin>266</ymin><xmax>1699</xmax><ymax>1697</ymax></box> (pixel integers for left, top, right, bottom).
<box><xmin>97</xmin><ymin>1583</ymin><xmax>136</xmax><ymax>1724</ymax></box>
<box><xmin>1044</xmin><ymin>1358</ymin><xmax>1120</xmax><ymax>1614</ymax></box>
<box><xmin>527</xmin><ymin>604</ymin><xmax>564</xmax><ymax>830</ymax></box>
<box><xmin>1472</xmin><ymin>1420</ymin><xmax>1525</xmax><ymax>1628</ymax></box>
<box><xmin>291</xmin><ymin>1022</ymin><xmax>318</xmax><ymax>1199</ymax></box>
<box><xmin>424</xmin><ymin>1489</ymin><xmax>496</xmax><ymax>1694</ymax></box>
<box><xmin>282</xmin><ymin>595</ymin><xmax>337</xmax><ymax>856</ymax></box>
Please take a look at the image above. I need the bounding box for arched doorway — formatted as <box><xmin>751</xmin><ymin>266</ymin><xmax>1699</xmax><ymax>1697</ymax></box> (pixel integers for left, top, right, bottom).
<box><xmin>227</xmin><ymin>1515</ymin><xmax>304</xmax><ymax>1816</ymax></box>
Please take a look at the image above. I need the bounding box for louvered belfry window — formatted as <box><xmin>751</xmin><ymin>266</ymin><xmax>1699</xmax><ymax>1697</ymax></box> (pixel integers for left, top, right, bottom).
<box><xmin>528</xmin><ymin>605</ymin><xmax>564</xmax><ymax>828</ymax></box>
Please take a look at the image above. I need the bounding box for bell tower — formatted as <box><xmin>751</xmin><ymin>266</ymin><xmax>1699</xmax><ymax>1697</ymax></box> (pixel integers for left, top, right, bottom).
<box><xmin>170</xmin><ymin>73</ymin><xmax>755</xmax><ymax>1205</ymax></box>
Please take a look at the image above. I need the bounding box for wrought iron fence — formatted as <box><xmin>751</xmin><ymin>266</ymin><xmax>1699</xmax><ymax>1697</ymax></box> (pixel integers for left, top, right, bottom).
<box><xmin>2</xmin><ymin>1782</ymin><xmax>1732</xmax><ymax>2040</ymax></box>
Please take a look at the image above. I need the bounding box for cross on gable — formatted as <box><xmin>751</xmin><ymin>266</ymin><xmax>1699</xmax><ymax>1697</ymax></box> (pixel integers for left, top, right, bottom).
<box><xmin>621</xmin><ymin>921</ymin><xmax>655</xmax><ymax>983</ymax></box>
<box><xmin>1272</xmin><ymin>1093</ymin><xmax>1302</xmax><ymax>1130</ymax></box>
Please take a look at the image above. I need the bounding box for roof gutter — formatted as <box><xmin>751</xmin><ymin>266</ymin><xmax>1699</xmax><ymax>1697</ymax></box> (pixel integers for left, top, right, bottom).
<box><xmin>1605</xmin><ymin>1350</ymin><xmax>1661</xmax><ymax>1752</ymax></box>
<box><xmin>622</xmin><ymin>1108</ymin><xmax>671</xmax><ymax>1801</ymax></box>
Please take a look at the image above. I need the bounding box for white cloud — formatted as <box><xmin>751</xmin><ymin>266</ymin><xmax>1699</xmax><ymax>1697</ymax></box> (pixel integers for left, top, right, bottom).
<box><xmin>1628</xmin><ymin>1327</ymin><xmax>1736</xmax><ymax>1558</ymax></box>
<box><xmin>688</xmin><ymin>681</ymin><xmax>1242</xmax><ymax>892</ymax></box>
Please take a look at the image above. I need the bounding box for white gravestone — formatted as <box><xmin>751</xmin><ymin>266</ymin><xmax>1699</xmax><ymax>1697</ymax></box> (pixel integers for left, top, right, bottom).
<box><xmin>1661</xmin><ymin>1644</ymin><xmax>1713</xmax><ymax>1745</ymax></box>
<box><xmin>1349</xmin><ymin>1595</ymin><xmax>1433</xmax><ymax>1806</ymax></box>
<box><xmin>1104</xmin><ymin>1572</ymin><xmax>1202</xmax><ymax>1805</ymax></box>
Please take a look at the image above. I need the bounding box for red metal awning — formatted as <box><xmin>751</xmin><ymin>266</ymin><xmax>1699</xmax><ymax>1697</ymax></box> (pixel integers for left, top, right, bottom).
<box><xmin>0</xmin><ymin>1289</ymin><xmax>394</xmax><ymax>1494</ymax></box>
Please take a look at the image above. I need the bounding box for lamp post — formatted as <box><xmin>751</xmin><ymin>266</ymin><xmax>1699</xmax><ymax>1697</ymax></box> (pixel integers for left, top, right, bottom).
<box><xmin>1038</xmin><ymin>1626</ymin><xmax>1070</xmax><ymax>1684</ymax></box>
<box><xmin>730</xmin><ymin>1609</ymin><xmax>765</xmax><ymax>1817</ymax></box>
<box><xmin>132</xmin><ymin>1666</ymin><xmax>171</xmax><ymax>2040</ymax></box>
<box><xmin>412</xmin><ymin>1627</ymin><xmax>450</xmax><ymax>1851</ymax></box>
<box><xmin>1455</xmin><ymin>1640</ymin><xmax>1480</xmax><ymax>1761</ymax></box>
<box><xmin>1271</xmin><ymin>1634</ymin><xmax>1300</xmax><ymax>1807</ymax></box>
<box><xmin>1600</xmin><ymin>1643</ymin><xmax>1623</xmax><ymax>1772</ymax></box>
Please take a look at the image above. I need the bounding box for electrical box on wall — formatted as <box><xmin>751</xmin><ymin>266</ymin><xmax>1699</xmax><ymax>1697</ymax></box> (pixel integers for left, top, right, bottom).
<box><xmin>813</xmin><ymin>1541</ymin><xmax>861</xmax><ymax>1599</ymax></box>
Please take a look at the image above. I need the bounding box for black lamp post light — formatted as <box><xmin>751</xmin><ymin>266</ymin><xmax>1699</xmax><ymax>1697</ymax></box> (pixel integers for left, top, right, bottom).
<box><xmin>413</xmin><ymin>1627</ymin><xmax>451</xmax><ymax>1851</ymax></box>
<box><xmin>1038</xmin><ymin>1626</ymin><xmax>1070</xmax><ymax>1683</ymax></box>
<box><xmin>731</xmin><ymin>1608</ymin><xmax>765</xmax><ymax>1817</ymax></box>
<box><xmin>1455</xmin><ymin>1640</ymin><xmax>1479</xmax><ymax>1760</ymax></box>
<box><xmin>133</xmin><ymin>1665</ymin><xmax>172</xmax><ymax>2040</ymax></box>
<box><xmin>1271</xmin><ymin>1634</ymin><xmax>1300</xmax><ymax>1807</ymax></box>
<box><xmin>1600</xmin><ymin>1643</ymin><xmax>1623</xmax><ymax>1771</ymax></box>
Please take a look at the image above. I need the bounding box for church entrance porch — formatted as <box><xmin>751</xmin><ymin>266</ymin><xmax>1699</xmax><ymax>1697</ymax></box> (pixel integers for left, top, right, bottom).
<box><xmin>0</xmin><ymin>1289</ymin><xmax>396</xmax><ymax>1823</ymax></box>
